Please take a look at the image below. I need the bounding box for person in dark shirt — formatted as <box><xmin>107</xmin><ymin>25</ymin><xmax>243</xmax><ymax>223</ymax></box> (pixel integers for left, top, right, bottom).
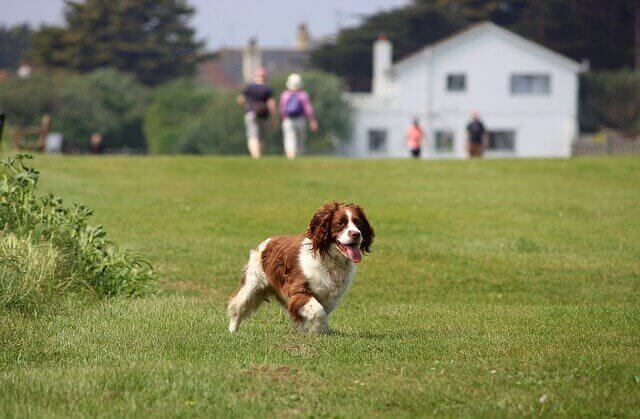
<box><xmin>466</xmin><ymin>111</ymin><xmax>488</xmax><ymax>158</ymax></box>
<box><xmin>236</xmin><ymin>67</ymin><xmax>277</xmax><ymax>158</ymax></box>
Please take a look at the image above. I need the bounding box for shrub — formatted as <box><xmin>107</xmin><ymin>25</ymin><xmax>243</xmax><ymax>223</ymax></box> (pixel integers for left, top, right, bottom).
<box><xmin>0</xmin><ymin>69</ymin><xmax>147</xmax><ymax>151</ymax></box>
<box><xmin>143</xmin><ymin>79</ymin><xmax>214</xmax><ymax>154</ymax></box>
<box><xmin>580</xmin><ymin>70</ymin><xmax>640</xmax><ymax>134</ymax></box>
<box><xmin>178</xmin><ymin>91</ymin><xmax>246</xmax><ymax>154</ymax></box>
<box><xmin>52</xmin><ymin>74</ymin><xmax>118</xmax><ymax>150</ymax></box>
<box><xmin>0</xmin><ymin>154</ymin><xmax>153</xmax><ymax>312</ymax></box>
<box><xmin>0</xmin><ymin>74</ymin><xmax>55</xmax><ymax>127</ymax></box>
<box><xmin>84</xmin><ymin>69</ymin><xmax>148</xmax><ymax>150</ymax></box>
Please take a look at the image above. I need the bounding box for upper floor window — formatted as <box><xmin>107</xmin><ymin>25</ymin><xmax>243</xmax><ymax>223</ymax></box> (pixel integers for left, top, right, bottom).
<box><xmin>446</xmin><ymin>73</ymin><xmax>466</xmax><ymax>92</ymax></box>
<box><xmin>510</xmin><ymin>74</ymin><xmax>551</xmax><ymax>95</ymax></box>
<box><xmin>368</xmin><ymin>129</ymin><xmax>387</xmax><ymax>152</ymax></box>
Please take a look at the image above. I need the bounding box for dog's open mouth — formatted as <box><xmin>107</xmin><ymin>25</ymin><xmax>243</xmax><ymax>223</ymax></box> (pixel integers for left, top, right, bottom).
<box><xmin>336</xmin><ymin>242</ymin><xmax>362</xmax><ymax>263</ymax></box>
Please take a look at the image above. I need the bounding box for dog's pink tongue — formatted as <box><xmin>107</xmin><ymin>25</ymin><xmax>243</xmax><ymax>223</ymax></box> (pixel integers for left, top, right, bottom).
<box><xmin>346</xmin><ymin>246</ymin><xmax>362</xmax><ymax>263</ymax></box>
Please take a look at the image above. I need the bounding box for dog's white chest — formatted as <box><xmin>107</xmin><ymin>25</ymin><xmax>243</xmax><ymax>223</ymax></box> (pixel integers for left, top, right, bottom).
<box><xmin>298</xmin><ymin>239</ymin><xmax>355</xmax><ymax>311</ymax></box>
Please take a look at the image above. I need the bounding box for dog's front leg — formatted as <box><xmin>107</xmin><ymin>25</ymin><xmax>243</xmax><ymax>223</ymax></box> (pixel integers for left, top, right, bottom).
<box><xmin>300</xmin><ymin>298</ymin><xmax>330</xmax><ymax>334</ymax></box>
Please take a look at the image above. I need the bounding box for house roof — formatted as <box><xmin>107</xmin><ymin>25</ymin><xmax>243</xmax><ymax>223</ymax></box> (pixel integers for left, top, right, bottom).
<box><xmin>393</xmin><ymin>21</ymin><xmax>583</xmax><ymax>73</ymax></box>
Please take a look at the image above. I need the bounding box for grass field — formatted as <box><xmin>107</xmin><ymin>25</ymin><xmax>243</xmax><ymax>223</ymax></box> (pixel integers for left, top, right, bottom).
<box><xmin>1</xmin><ymin>155</ymin><xmax>639</xmax><ymax>417</ymax></box>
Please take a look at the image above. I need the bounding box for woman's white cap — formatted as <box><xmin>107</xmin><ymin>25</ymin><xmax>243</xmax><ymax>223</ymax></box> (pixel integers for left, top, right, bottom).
<box><xmin>286</xmin><ymin>73</ymin><xmax>303</xmax><ymax>90</ymax></box>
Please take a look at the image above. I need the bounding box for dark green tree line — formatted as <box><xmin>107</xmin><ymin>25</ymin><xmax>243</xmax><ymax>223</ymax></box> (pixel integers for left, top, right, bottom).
<box><xmin>0</xmin><ymin>24</ymin><xmax>33</xmax><ymax>69</ymax></box>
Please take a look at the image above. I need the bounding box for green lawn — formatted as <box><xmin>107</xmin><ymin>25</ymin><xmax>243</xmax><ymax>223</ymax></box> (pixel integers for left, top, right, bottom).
<box><xmin>1</xmin><ymin>155</ymin><xmax>639</xmax><ymax>417</ymax></box>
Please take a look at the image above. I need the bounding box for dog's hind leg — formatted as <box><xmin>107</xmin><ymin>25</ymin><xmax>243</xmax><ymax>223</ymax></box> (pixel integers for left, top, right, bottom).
<box><xmin>228</xmin><ymin>247</ymin><xmax>269</xmax><ymax>333</ymax></box>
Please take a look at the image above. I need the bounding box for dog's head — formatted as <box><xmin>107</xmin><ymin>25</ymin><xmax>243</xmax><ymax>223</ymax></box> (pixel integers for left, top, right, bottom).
<box><xmin>306</xmin><ymin>201</ymin><xmax>374</xmax><ymax>263</ymax></box>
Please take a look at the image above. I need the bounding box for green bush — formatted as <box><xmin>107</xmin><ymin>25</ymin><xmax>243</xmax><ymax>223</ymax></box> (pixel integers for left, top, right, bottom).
<box><xmin>143</xmin><ymin>79</ymin><xmax>214</xmax><ymax>154</ymax></box>
<box><xmin>84</xmin><ymin>69</ymin><xmax>148</xmax><ymax>150</ymax></box>
<box><xmin>0</xmin><ymin>74</ymin><xmax>55</xmax><ymax>127</ymax></box>
<box><xmin>0</xmin><ymin>154</ymin><xmax>153</xmax><ymax>312</ymax></box>
<box><xmin>178</xmin><ymin>91</ymin><xmax>246</xmax><ymax>154</ymax></box>
<box><xmin>580</xmin><ymin>70</ymin><xmax>640</xmax><ymax>134</ymax></box>
<box><xmin>53</xmin><ymin>74</ymin><xmax>118</xmax><ymax>150</ymax></box>
<box><xmin>0</xmin><ymin>69</ymin><xmax>147</xmax><ymax>151</ymax></box>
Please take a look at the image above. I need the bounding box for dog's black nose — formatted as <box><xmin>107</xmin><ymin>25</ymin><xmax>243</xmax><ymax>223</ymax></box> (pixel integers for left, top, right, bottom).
<box><xmin>349</xmin><ymin>230</ymin><xmax>361</xmax><ymax>240</ymax></box>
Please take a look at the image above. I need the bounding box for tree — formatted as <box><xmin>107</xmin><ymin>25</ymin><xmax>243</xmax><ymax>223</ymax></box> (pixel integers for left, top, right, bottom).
<box><xmin>636</xmin><ymin>0</ymin><xmax>640</xmax><ymax>70</ymax></box>
<box><xmin>0</xmin><ymin>24</ymin><xmax>33</xmax><ymax>69</ymax></box>
<box><xmin>29</xmin><ymin>0</ymin><xmax>202</xmax><ymax>85</ymax></box>
<box><xmin>84</xmin><ymin>68</ymin><xmax>148</xmax><ymax>150</ymax></box>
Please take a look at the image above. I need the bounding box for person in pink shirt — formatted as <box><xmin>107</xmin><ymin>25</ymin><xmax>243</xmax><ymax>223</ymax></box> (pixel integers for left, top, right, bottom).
<box><xmin>279</xmin><ymin>73</ymin><xmax>318</xmax><ymax>159</ymax></box>
<box><xmin>406</xmin><ymin>118</ymin><xmax>425</xmax><ymax>158</ymax></box>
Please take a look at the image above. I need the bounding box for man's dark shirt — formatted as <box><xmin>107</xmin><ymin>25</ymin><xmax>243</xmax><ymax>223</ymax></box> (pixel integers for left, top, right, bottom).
<box><xmin>467</xmin><ymin>120</ymin><xmax>486</xmax><ymax>144</ymax></box>
<box><xmin>243</xmin><ymin>83</ymin><xmax>273</xmax><ymax>119</ymax></box>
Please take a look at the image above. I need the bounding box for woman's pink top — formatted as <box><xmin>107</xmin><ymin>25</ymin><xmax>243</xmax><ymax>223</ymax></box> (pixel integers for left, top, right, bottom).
<box><xmin>407</xmin><ymin>124</ymin><xmax>424</xmax><ymax>149</ymax></box>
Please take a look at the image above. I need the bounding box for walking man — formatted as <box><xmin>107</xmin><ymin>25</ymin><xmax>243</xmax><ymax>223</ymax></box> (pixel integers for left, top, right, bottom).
<box><xmin>279</xmin><ymin>73</ymin><xmax>317</xmax><ymax>159</ymax></box>
<box><xmin>406</xmin><ymin>118</ymin><xmax>425</xmax><ymax>158</ymax></box>
<box><xmin>237</xmin><ymin>67</ymin><xmax>277</xmax><ymax>159</ymax></box>
<box><xmin>466</xmin><ymin>111</ymin><xmax>488</xmax><ymax>158</ymax></box>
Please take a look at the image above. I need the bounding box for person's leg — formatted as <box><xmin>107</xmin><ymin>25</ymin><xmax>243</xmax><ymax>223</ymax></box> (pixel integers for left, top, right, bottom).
<box><xmin>245</xmin><ymin>112</ymin><xmax>262</xmax><ymax>159</ymax></box>
<box><xmin>283</xmin><ymin>118</ymin><xmax>298</xmax><ymax>159</ymax></box>
<box><xmin>469</xmin><ymin>142</ymin><xmax>477</xmax><ymax>157</ymax></box>
<box><xmin>294</xmin><ymin>118</ymin><xmax>307</xmax><ymax>157</ymax></box>
<box><xmin>411</xmin><ymin>148</ymin><xmax>420</xmax><ymax>158</ymax></box>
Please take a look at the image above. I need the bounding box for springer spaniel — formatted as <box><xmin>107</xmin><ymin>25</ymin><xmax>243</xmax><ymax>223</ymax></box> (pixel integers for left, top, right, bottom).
<box><xmin>228</xmin><ymin>201</ymin><xmax>374</xmax><ymax>333</ymax></box>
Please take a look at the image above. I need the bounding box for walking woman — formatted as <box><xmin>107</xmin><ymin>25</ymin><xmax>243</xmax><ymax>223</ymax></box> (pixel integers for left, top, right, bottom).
<box><xmin>279</xmin><ymin>73</ymin><xmax>318</xmax><ymax>159</ymax></box>
<box><xmin>237</xmin><ymin>67</ymin><xmax>277</xmax><ymax>159</ymax></box>
<box><xmin>406</xmin><ymin>118</ymin><xmax>425</xmax><ymax>158</ymax></box>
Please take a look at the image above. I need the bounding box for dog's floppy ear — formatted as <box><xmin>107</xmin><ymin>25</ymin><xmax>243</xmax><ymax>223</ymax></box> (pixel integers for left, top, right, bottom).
<box><xmin>307</xmin><ymin>201</ymin><xmax>339</xmax><ymax>255</ymax></box>
<box><xmin>353</xmin><ymin>205</ymin><xmax>374</xmax><ymax>253</ymax></box>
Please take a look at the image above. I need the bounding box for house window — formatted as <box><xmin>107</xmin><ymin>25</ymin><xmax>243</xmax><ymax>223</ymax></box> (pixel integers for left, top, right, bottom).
<box><xmin>510</xmin><ymin>74</ymin><xmax>551</xmax><ymax>95</ymax></box>
<box><xmin>488</xmin><ymin>131</ymin><xmax>516</xmax><ymax>151</ymax></box>
<box><xmin>368</xmin><ymin>129</ymin><xmax>387</xmax><ymax>152</ymax></box>
<box><xmin>446</xmin><ymin>74</ymin><xmax>466</xmax><ymax>92</ymax></box>
<box><xmin>434</xmin><ymin>131</ymin><xmax>455</xmax><ymax>152</ymax></box>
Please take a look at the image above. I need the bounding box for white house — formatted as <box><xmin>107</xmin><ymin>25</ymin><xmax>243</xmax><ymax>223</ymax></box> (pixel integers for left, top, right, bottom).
<box><xmin>344</xmin><ymin>22</ymin><xmax>585</xmax><ymax>159</ymax></box>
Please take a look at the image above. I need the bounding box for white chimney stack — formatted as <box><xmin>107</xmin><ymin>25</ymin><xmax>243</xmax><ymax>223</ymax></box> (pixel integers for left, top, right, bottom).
<box><xmin>242</xmin><ymin>37</ymin><xmax>262</xmax><ymax>83</ymax></box>
<box><xmin>372</xmin><ymin>35</ymin><xmax>392</xmax><ymax>95</ymax></box>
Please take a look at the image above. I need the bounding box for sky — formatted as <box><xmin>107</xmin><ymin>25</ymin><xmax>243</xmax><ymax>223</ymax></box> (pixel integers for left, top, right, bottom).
<box><xmin>3</xmin><ymin>0</ymin><xmax>410</xmax><ymax>50</ymax></box>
